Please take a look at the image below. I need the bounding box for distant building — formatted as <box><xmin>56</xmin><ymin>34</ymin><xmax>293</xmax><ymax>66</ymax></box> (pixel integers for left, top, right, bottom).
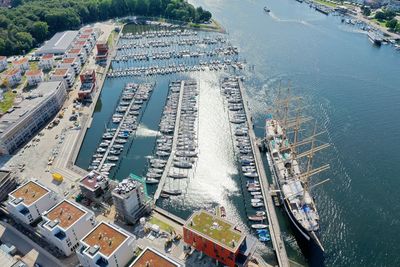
<box><xmin>79</xmin><ymin>170</ymin><xmax>109</xmax><ymax>201</ymax></box>
<box><xmin>12</xmin><ymin>58</ymin><xmax>29</xmax><ymax>73</ymax></box>
<box><xmin>0</xmin><ymin>170</ymin><xmax>17</xmax><ymax>202</ymax></box>
<box><xmin>6</xmin><ymin>180</ymin><xmax>58</xmax><ymax>225</ymax></box>
<box><xmin>96</xmin><ymin>42</ymin><xmax>109</xmax><ymax>64</ymax></box>
<box><xmin>3</xmin><ymin>68</ymin><xmax>22</xmax><ymax>87</ymax></box>
<box><xmin>50</xmin><ymin>68</ymin><xmax>75</xmax><ymax>90</ymax></box>
<box><xmin>65</xmin><ymin>48</ymin><xmax>87</xmax><ymax>66</ymax></box>
<box><xmin>78</xmin><ymin>69</ymin><xmax>96</xmax><ymax>100</ymax></box>
<box><xmin>183</xmin><ymin>210</ymin><xmax>256</xmax><ymax>267</ymax></box>
<box><xmin>0</xmin><ymin>56</ymin><xmax>7</xmax><ymax>71</ymax></box>
<box><xmin>80</xmin><ymin>27</ymin><xmax>100</xmax><ymax>40</ymax></box>
<box><xmin>73</xmin><ymin>40</ymin><xmax>93</xmax><ymax>56</ymax></box>
<box><xmin>38</xmin><ymin>199</ymin><xmax>97</xmax><ymax>256</ymax></box>
<box><xmin>129</xmin><ymin>247</ymin><xmax>184</xmax><ymax>267</ymax></box>
<box><xmin>78</xmin><ymin>34</ymin><xmax>96</xmax><ymax>47</ymax></box>
<box><xmin>39</xmin><ymin>54</ymin><xmax>55</xmax><ymax>70</ymax></box>
<box><xmin>112</xmin><ymin>178</ymin><xmax>151</xmax><ymax>225</ymax></box>
<box><xmin>77</xmin><ymin>222</ymin><xmax>136</xmax><ymax>267</ymax></box>
<box><xmin>58</xmin><ymin>57</ymin><xmax>81</xmax><ymax>76</ymax></box>
<box><xmin>0</xmin><ymin>81</ymin><xmax>66</xmax><ymax>154</ymax></box>
<box><xmin>25</xmin><ymin>69</ymin><xmax>44</xmax><ymax>86</ymax></box>
<box><xmin>35</xmin><ymin>31</ymin><xmax>79</xmax><ymax>56</ymax></box>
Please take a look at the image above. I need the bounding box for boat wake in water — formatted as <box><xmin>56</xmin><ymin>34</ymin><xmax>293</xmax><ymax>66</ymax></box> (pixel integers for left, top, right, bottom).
<box><xmin>136</xmin><ymin>124</ymin><xmax>160</xmax><ymax>137</ymax></box>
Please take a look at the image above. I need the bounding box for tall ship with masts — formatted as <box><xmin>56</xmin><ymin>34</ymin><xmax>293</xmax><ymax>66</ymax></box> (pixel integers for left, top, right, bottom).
<box><xmin>264</xmin><ymin>93</ymin><xmax>330</xmax><ymax>253</ymax></box>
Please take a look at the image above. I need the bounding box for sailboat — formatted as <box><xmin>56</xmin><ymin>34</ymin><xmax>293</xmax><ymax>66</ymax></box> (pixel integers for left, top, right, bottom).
<box><xmin>264</xmin><ymin>90</ymin><xmax>330</xmax><ymax>253</ymax></box>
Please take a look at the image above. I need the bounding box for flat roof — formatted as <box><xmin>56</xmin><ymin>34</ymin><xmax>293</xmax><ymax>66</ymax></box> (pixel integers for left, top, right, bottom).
<box><xmin>80</xmin><ymin>171</ymin><xmax>107</xmax><ymax>191</ymax></box>
<box><xmin>13</xmin><ymin>58</ymin><xmax>28</xmax><ymax>65</ymax></box>
<box><xmin>41</xmin><ymin>54</ymin><xmax>54</xmax><ymax>59</ymax></box>
<box><xmin>68</xmin><ymin>48</ymin><xmax>82</xmax><ymax>54</ymax></box>
<box><xmin>45</xmin><ymin>200</ymin><xmax>86</xmax><ymax>229</ymax></box>
<box><xmin>130</xmin><ymin>247</ymin><xmax>182</xmax><ymax>267</ymax></box>
<box><xmin>53</xmin><ymin>68</ymin><xmax>69</xmax><ymax>76</ymax></box>
<box><xmin>185</xmin><ymin>210</ymin><xmax>244</xmax><ymax>252</ymax></box>
<box><xmin>36</xmin><ymin>31</ymin><xmax>79</xmax><ymax>55</ymax></box>
<box><xmin>0</xmin><ymin>170</ymin><xmax>10</xmax><ymax>182</ymax></box>
<box><xmin>10</xmin><ymin>181</ymin><xmax>49</xmax><ymax>206</ymax></box>
<box><xmin>61</xmin><ymin>57</ymin><xmax>78</xmax><ymax>64</ymax></box>
<box><xmin>0</xmin><ymin>81</ymin><xmax>63</xmax><ymax>138</ymax></box>
<box><xmin>25</xmin><ymin>69</ymin><xmax>43</xmax><ymax>76</ymax></box>
<box><xmin>82</xmin><ymin>222</ymin><xmax>128</xmax><ymax>257</ymax></box>
<box><xmin>4</xmin><ymin>68</ymin><xmax>20</xmax><ymax>76</ymax></box>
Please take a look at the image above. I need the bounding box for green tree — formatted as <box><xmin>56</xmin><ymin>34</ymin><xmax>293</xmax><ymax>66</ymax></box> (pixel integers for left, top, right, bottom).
<box><xmin>30</xmin><ymin>21</ymin><xmax>49</xmax><ymax>42</ymax></box>
<box><xmin>386</xmin><ymin>18</ymin><xmax>397</xmax><ymax>30</ymax></box>
<box><xmin>148</xmin><ymin>0</ymin><xmax>161</xmax><ymax>16</ymax></box>
<box><xmin>375</xmin><ymin>11</ymin><xmax>385</xmax><ymax>21</ymax></box>
<box><xmin>362</xmin><ymin>6</ymin><xmax>371</xmax><ymax>16</ymax></box>
<box><xmin>136</xmin><ymin>0</ymin><xmax>149</xmax><ymax>15</ymax></box>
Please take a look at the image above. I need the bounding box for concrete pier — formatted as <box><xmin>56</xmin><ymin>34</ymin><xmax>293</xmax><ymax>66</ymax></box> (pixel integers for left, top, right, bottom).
<box><xmin>153</xmin><ymin>81</ymin><xmax>185</xmax><ymax>202</ymax></box>
<box><xmin>237</xmin><ymin>79</ymin><xmax>290</xmax><ymax>267</ymax></box>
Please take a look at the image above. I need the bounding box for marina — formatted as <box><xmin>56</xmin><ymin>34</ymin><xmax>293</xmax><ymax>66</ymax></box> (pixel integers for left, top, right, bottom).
<box><xmin>76</xmin><ymin>25</ymin><xmax>288</xmax><ymax>265</ymax></box>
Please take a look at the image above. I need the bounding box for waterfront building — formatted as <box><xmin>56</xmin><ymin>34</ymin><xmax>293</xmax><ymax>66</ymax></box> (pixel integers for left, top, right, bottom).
<box><xmin>0</xmin><ymin>81</ymin><xmax>66</xmax><ymax>154</ymax></box>
<box><xmin>183</xmin><ymin>210</ymin><xmax>256</xmax><ymax>267</ymax></box>
<box><xmin>12</xmin><ymin>58</ymin><xmax>29</xmax><ymax>73</ymax></box>
<box><xmin>65</xmin><ymin>48</ymin><xmax>87</xmax><ymax>65</ymax></box>
<box><xmin>77</xmin><ymin>222</ymin><xmax>136</xmax><ymax>267</ymax></box>
<box><xmin>25</xmin><ymin>69</ymin><xmax>44</xmax><ymax>86</ymax></box>
<box><xmin>78</xmin><ymin>69</ymin><xmax>97</xmax><ymax>100</ymax></box>
<box><xmin>35</xmin><ymin>31</ymin><xmax>79</xmax><ymax>56</ymax></box>
<box><xmin>112</xmin><ymin>178</ymin><xmax>151</xmax><ymax>225</ymax></box>
<box><xmin>38</xmin><ymin>199</ymin><xmax>97</xmax><ymax>256</ymax></box>
<box><xmin>78</xmin><ymin>34</ymin><xmax>96</xmax><ymax>47</ymax></box>
<box><xmin>6</xmin><ymin>180</ymin><xmax>58</xmax><ymax>225</ymax></box>
<box><xmin>96</xmin><ymin>42</ymin><xmax>109</xmax><ymax>64</ymax></box>
<box><xmin>3</xmin><ymin>68</ymin><xmax>22</xmax><ymax>87</ymax></box>
<box><xmin>129</xmin><ymin>247</ymin><xmax>184</xmax><ymax>267</ymax></box>
<box><xmin>39</xmin><ymin>54</ymin><xmax>55</xmax><ymax>70</ymax></box>
<box><xmin>58</xmin><ymin>57</ymin><xmax>81</xmax><ymax>76</ymax></box>
<box><xmin>0</xmin><ymin>170</ymin><xmax>17</xmax><ymax>202</ymax></box>
<box><xmin>0</xmin><ymin>56</ymin><xmax>7</xmax><ymax>71</ymax></box>
<box><xmin>50</xmin><ymin>68</ymin><xmax>75</xmax><ymax>89</ymax></box>
<box><xmin>79</xmin><ymin>170</ymin><xmax>109</xmax><ymax>201</ymax></box>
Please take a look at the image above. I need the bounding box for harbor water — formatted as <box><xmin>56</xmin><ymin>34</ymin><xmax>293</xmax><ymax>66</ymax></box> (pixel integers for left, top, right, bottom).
<box><xmin>76</xmin><ymin>0</ymin><xmax>400</xmax><ymax>265</ymax></box>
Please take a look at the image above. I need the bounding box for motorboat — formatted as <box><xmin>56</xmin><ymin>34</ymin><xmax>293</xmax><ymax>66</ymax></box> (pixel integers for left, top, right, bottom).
<box><xmin>251</xmin><ymin>224</ymin><xmax>268</xmax><ymax>229</ymax></box>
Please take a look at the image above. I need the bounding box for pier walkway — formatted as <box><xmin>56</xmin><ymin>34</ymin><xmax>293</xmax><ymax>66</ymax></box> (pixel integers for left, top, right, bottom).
<box><xmin>153</xmin><ymin>81</ymin><xmax>185</xmax><ymax>202</ymax></box>
<box><xmin>238</xmin><ymin>79</ymin><xmax>290</xmax><ymax>267</ymax></box>
<box><xmin>97</xmin><ymin>96</ymin><xmax>137</xmax><ymax>170</ymax></box>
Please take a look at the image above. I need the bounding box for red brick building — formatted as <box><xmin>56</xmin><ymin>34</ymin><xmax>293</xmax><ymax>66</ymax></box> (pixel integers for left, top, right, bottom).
<box><xmin>78</xmin><ymin>69</ymin><xmax>96</xmax><ymax>100</ymax></box>
<box><xmin>96</xmin><ymin>42</ymin><xmax>109</xmax><ymax>64</ymax></box>
<box><xmin>183</xmin><ymin>210</ymin><xmax>255</xmax><ymax>267</ymax></box>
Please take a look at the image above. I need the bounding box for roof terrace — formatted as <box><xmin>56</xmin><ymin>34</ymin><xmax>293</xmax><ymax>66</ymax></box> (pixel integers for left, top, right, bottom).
<box><xmin>82</xmin><ymin>222</ymin><xmax>127</xmax><ymax>257</ymax></box>
<box><xmin>185</xmin><ymin>210</ymin><xmax>244</xmax><ymax>252</ymax></box>
<box><xmin>45</xmin><ymin>200</ymin><xmax>86</xmax><ymax>229</ymax></box>
<box><xmin>130</xmin><ymin>247</ymin><xmax>181</xmax><ymax>267</ymax></box>
<box><xmin>10</xmin><ymin>181</ymin><xmax>49</xmax><ymax>206</ymax></box>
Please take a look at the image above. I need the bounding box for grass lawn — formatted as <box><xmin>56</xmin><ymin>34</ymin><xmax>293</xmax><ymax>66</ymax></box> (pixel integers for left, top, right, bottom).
<box><xmin>188</xmin><ymin>211</ymin><xmax>242</xmax><ymax>249</ymax></box>
<box><xmin>0</xmin><ymin>91</ymin><xmax>16</xmax><ymax>112</ymax></box>
<box><xmin>107</xmin><ymin>30</ymin><xmax>118</xmax><ymax>47</ymax></box>
<box><xmin>313</xmin><ymin>0</ymin><xmax>338</xmax><ymax>8</ymax></box>
<box><xmin>372</xmin><ymin>18</ymin><xmax>387</xmax><ymax>28</ymax></box>
<box><xmin>149</xmin><ymin>216</ymin><xmax>174</xmax><ymax>232</ymax></box>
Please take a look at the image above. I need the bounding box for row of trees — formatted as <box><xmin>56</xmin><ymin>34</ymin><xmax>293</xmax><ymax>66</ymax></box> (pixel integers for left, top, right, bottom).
<box><xmin>0</xmin><ymin>0</ymin><xmax>212</xmax><ymax>56</ymax></box>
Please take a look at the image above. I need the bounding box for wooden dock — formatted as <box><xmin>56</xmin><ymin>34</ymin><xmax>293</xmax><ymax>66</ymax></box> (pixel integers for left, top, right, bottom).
<box><xmin>237</xmin><ymin>79</ymin><xmax>290</xmax><ymax>267</ymax></box>
<box><xmin>153</xmin><ymin>81</ymin><xmax>185</xmax><ymax>202</ymax></box>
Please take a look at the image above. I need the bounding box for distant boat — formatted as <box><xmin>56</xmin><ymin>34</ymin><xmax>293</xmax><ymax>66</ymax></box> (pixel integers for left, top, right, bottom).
<box><xmin>162</xmin><ymin>189</ymin><xmax>182</xmax><ymax>196</ymax></box>
<box><xmin>248</xmin><ymin>215</ymin><xmax>266</xmax><ymax>221</ymax></box>
<box><xmin>145</xmin><ymin>178</ymin><xmax>159</xmax><ymax>184</ymax></box>
<box><xmin>368</xmin><ymin>31</ymin><xmax>382</xmax><ymax>46</ymax></box>
<box><xmin>251</xmin><ymin>224</ymin><xmax>268</xmax><ymax>229</ymax></box>
<box><xmin>264</xmin><ymin>6</ymin><xmax>270</xmax><ymax>12</ymax></box>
